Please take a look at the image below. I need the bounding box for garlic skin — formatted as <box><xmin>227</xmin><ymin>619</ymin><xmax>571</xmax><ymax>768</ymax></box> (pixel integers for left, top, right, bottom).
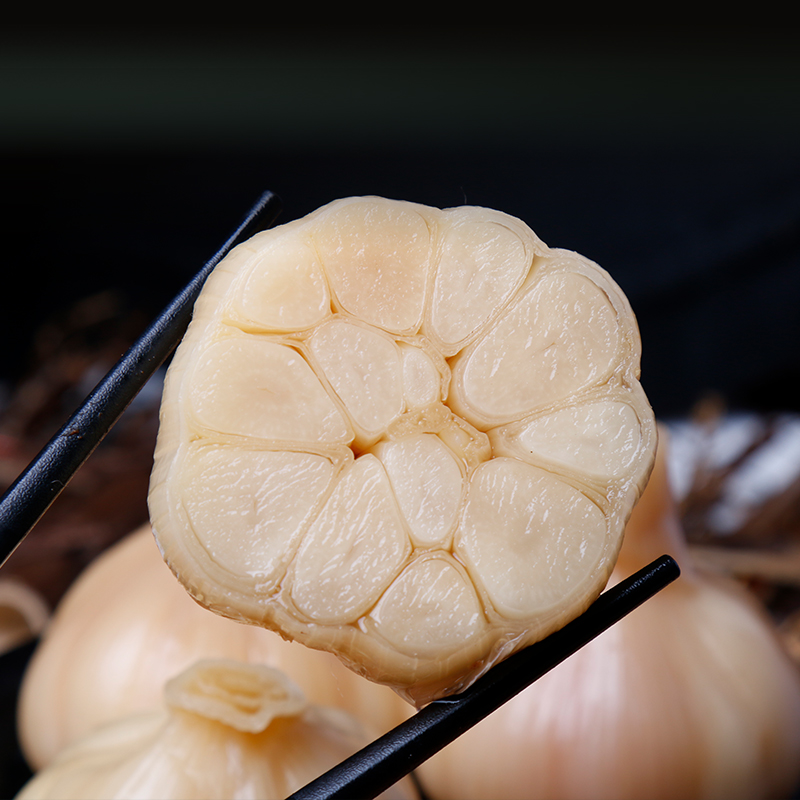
<box><xmin>17</xmin><ymin>524</ymin><xmax>410</xmax><ymax>772</ymax></box>
<box><xmin>15</xmin><ymin>659</ymin><xmax>419</xmax><ymax>800</ymax></box>
<box><xmin>414</xmin><ymin>427</ymin><xmax>800</xmax><ymax>800</ymax></box>
<box><xmin>0</xmin><ymin>578</ymin><xmax>49</xmax><ymax>656</ymax></box>
<box><xmin>148</xmin><ymin>196</ymin><xmax>656</xmax><ymax>706</ymax></box>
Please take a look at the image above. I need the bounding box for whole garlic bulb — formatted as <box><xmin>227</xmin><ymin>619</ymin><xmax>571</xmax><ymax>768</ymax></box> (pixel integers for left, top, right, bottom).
<box><xmin>17</xmin><ymin>524</ymin><xmax>411</xmax><ymax>771</ymax></box>
<box><xmin>414</xmin><ymin>427</ymin><xmax>800</xmax><ymax>800</ymax></box>
<box><xmin>15</xmin><ymin>658</ymin><xmax>419</xmax><ymax>800</ymax></box>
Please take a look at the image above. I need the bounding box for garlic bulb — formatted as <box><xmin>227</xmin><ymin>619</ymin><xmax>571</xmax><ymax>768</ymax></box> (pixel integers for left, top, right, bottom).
<box><xmin>0</xmin><ymin>577</ymin><xmax>49</xmax><ymax>656</ymax></box>
<box><xmin>414</xmin><ymin>427</ymin><xmax>800</xmax><ymax>800</ymax></box>
<box><xmin>15</xmin><ymin>658</ymin><xmax>419</xmax><ymax>800</ymax></box>
<box><xmin>17</xmin><ymin>524</ymin><xmax>410</xmax><ymax>772</ymax></box>
<box><xmin>148</xmin><ymin>195</ymin><xmax>656</xmax><ymax>705</ymax></box>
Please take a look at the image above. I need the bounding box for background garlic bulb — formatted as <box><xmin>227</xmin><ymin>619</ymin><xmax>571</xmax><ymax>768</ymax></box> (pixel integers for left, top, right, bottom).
<box><xmin>148</xmin><ymin>195</ymin><xmax>656</xmax><ymax>706</ymax></box>
<box><xmin>17</xmin><ymin>523</ymin><xmax>411</xmax><ymax>772</ymax></box>
<box><xmin>414</xmin><ymin>427</ymin><xmax>800</xmax><ymax>800</ymax></box>
<box><xmin>15</xmin><ymin>658</ymin><xmax>419</xmax><ymax>800</ymax></box>
<box><xmin>0</xmin><ymin>578</ymin><xmax>49</xmax><ymax>657</ymax></box>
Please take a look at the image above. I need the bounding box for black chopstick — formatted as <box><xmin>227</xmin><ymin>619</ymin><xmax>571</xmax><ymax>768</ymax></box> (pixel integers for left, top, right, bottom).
<box><xmin>286</xmin><ymin>553</ymin><xmax>681</xmax><ymax>800</ymax></box>
<box><xmin>0</xmin><ymin>190</ymin><xmax>283</xmax><ymax>568</ymax></box>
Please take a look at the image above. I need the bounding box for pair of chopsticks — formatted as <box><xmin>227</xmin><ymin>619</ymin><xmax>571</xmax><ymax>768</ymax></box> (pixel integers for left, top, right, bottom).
<box><xmin>0</xmin><ymin>190</ymin><xmax>680</xmax><ymax>800</ymax></box>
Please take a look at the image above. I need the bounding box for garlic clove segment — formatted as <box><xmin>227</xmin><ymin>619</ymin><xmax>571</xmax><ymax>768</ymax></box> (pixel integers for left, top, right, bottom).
<box><xmin>16</xmin><ymin>524</ymin><xmax>411</xmax><ymax>772</ymax></box>
<box><xmin>148</xmin><ymin>196</ymin><xmax>656</xmax><ymax>705</ymax></box>
<box><xmin>15</xmin><ymin>659</ymin><xmax>419</xmax><ymax>800</ymax></box>
<box><xmin>414</xmin><ymin>426</ymin><xmax>800</xmax><ymax>800</ymax></box>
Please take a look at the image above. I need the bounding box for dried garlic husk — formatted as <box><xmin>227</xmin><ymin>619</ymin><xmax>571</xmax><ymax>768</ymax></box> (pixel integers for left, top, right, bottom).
<box><xmin>15</xmin><ymin>658</ymin><xmax>419</xmax><ymax>800</ymax></box>
<box><xmin>17</xmin><ymin>523</ymin><xmax>411</xmax><ymax>771</ymax></box>
<box><xmin>148</xmin><ymin>196</ymin><xmax>656</xmax><ymax>705</ymax></box>
<box><xmin>414</xmin><ymin>427</ymin><xmax>800</xmax><ymax>800</ymax></box>
<box><xmin>0</xmin><ymin>578</ymin><xmax>49</xmax><ymax>655</ymax></box>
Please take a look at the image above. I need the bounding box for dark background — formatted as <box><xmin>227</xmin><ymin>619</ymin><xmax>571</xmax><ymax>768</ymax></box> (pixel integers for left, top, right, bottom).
<box><xmin>2</xmin><ymin>22</ymin><xmax>800</xmax><ymax>420</ymax></box>
<box><xmin>1</xmin><ymin>20</ymin><xmax>800</xmax><ymax>797</ymax></box>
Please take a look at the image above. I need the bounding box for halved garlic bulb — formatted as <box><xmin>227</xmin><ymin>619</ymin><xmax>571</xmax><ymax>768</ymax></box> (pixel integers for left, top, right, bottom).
<box><xmin>15</xmin><ymin>659</ymin><xmax>419</xmax><ymax>800</ymax></box>
<box><xmin>414</xmin><ymin>428</ymin><xmax>800</xmax><ymax>800</ymax></box>
<box><xmin>17</xmin><ymin>524</ymin><xmax>410</xmax><ymax>771</ymax></box>
<box><xmin>148</xmin><ymin>196</ymin><xmax>656</xmax><ymax>705</ymax></box>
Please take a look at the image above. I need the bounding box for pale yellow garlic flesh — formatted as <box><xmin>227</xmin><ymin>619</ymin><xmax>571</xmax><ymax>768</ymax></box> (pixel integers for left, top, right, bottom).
<box><xmin>148</xmin><ymin>196</ymin><xmax>656</xmax><ymax>705</ymax></box>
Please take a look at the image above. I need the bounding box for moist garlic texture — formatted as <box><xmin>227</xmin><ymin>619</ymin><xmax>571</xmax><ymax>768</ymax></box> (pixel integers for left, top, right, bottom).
<box><xmin>148</xmin><ymin>196</ymin><xmax>656</xmax><ymax>705</ymax></box>
<box><xmin>15</xmin><ymin>659</ymin><xmax>418</xmax><ymax>800</ymax></box>
<box><xmin>17</xmin><ymin>524</ymin><xmax>410</xmax><ymax>771</ymax></box>
<box><xmin>414</xmin><ymin>428</ymin><xmax>800</xmax><ymax>800</ymax></box>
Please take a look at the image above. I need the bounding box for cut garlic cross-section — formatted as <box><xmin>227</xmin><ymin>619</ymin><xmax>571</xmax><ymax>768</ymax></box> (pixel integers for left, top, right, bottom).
<box><xmin>148</xmin><ymin>195</ymin><xmax>656</xmax><ymax>706</ymax></box>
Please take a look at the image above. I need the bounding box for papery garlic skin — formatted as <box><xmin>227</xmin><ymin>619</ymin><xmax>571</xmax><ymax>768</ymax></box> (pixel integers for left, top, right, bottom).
<box><xmin>0</xmin><ymin>578</ymin><xmax>49</xmax><ymax>656</ymax></box>
<box><xmin>15</xmin><ymin>659</ymin><xmax>418</xmax><ymax>800</ymax></box>
<box><xmin>148</xmin><ymin>196</ymin><xmax>656</xmax><ymax>705</ymax></box>
<box><xmin>17</xmin><ymin>524</ymin><xmax>410</xmax><ymax>772</ymax></box>
<box><xmin>414</xmin><ymin>427</ymin><xmax>800</xmax><ymax>800</ymax></box>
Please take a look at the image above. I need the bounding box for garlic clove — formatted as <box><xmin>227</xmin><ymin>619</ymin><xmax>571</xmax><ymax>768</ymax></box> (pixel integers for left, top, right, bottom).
<box><xmin>229</xmin><ymin>224</ymin><xmax>331</xmax><ymax>333</ymax></box>
<box><xmin>15</xmin><ymin>659</ymin><xmax>419</xmax><ymax>800</ymax></box>
<box><xmin>365</xmin><ymin>551</ymin><xmax>488</xmax><ymax>660</ymax></box>
<box><xmin>456</xmin><ymin>458</ymin><xmax>607</xmax><ymax>620</ymax></box>
<box><xmin>188</xmin><ymin>334</ymin><xmax>353</xmax><ymax>444</ymax></box>
<box><xmin>148</xmin><ymin>196</ymin><xmax>656</xmax><ymax>705</ymax></box>
<box><xmin>414</xmin><ymin>426</ymin><xmax>800</xmax><ymax>800</ymax></box>
<box><xmin>426</xmin><ymin>206</ymin><xmax>537</xmax><ymax>353</ymax></box>
<box><xmin>308</xmin><ymin>318</ymin><xmax>405</xmax><ymax>448</ymax></box>
<box><xmin>288</xmin><ymin>454</ymin><xmax>412</xmax><ymax>625</ymax></box>
<box><xmin>371</xmin><ymin>434</ymin><xmax>464</xmax><ymax>550</ymax></box>
<box><xmin>311</xmin><ymin>196</ymin><xmax>432</xmax><ymax>335</ymax></box>
<box><xmin>447</xmin><ymin>266</ymin><xmax>624</xmax><ymax>428</ymax></box>
<box><xmin>180</xmin><ymin>444</ymin><xmax>338</xmax><ymax>594</ymax></box>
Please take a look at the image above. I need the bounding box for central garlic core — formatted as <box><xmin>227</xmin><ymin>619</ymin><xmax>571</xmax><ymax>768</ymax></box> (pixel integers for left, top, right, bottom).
<box><xmin>148</xmin><ymin>197</ymin><xmax>656</xmax><ymax>705</ymax></box>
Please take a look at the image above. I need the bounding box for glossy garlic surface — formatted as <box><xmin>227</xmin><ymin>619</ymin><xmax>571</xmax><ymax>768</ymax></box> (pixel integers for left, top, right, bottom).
<box><xmin>148</xmin><ymin>196</ymin><xmax>656</xmax><ymax>705</ymax></box>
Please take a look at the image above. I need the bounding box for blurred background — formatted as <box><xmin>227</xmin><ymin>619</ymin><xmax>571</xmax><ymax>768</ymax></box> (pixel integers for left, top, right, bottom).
<box><xmin>1</xmin><ymin>19</ymin><xmax>800</xmax><ymax>796</ymax></box>
<box><xmin>2</xmin><ymin>21</ymin><xmax>799</xmax><ymax>418</ymax></box>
